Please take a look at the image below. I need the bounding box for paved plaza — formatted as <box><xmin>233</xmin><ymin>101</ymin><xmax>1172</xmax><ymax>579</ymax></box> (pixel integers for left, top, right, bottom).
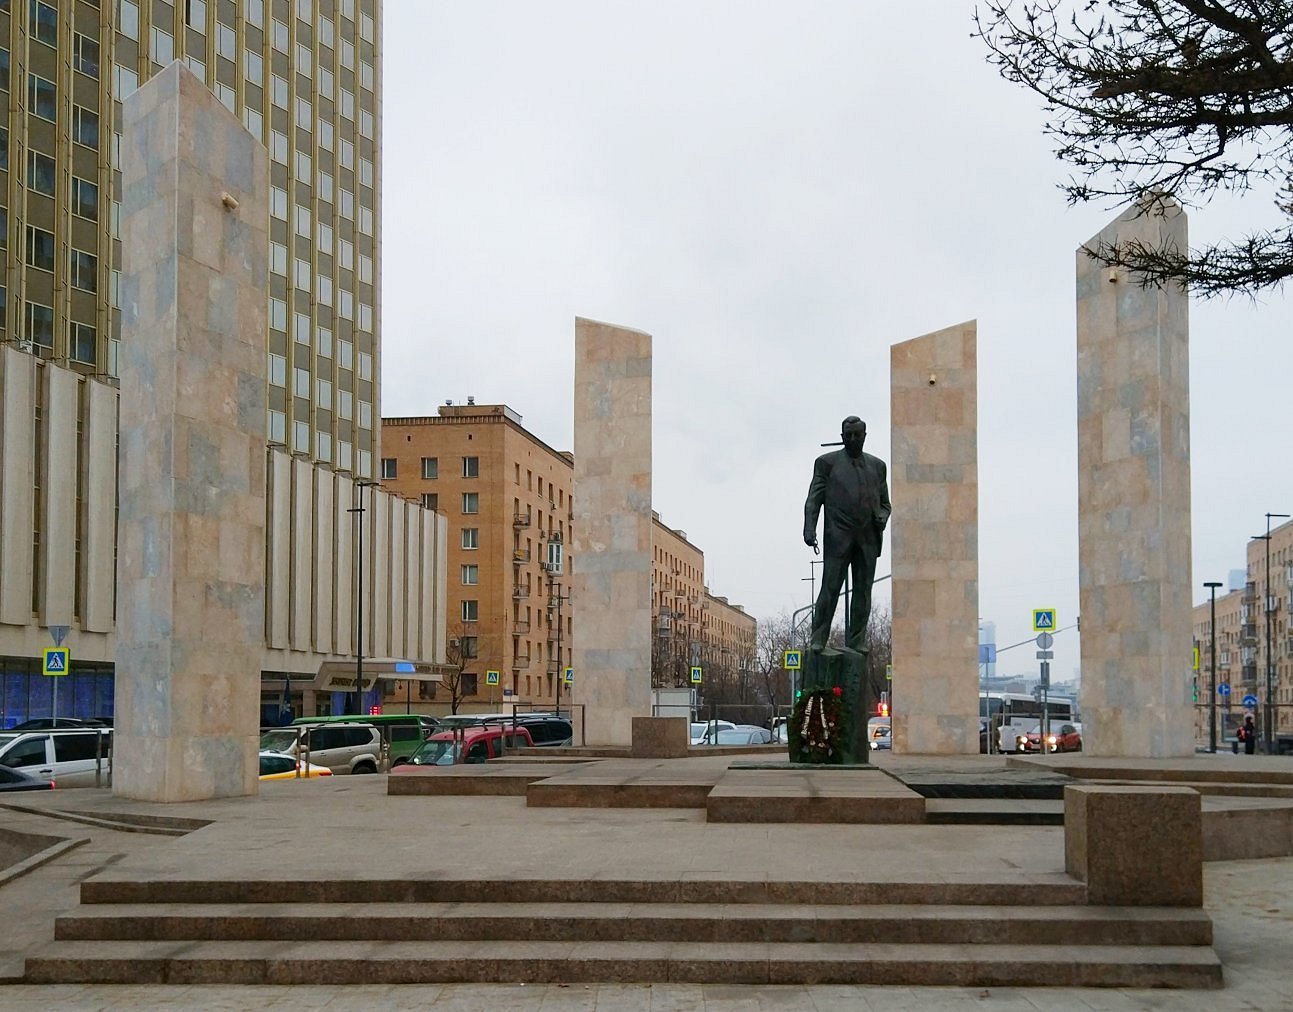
<box><xmin>0</xmin><ymin>755</ymin><xmax>1290</xmax><ymax>1010</ymax></box>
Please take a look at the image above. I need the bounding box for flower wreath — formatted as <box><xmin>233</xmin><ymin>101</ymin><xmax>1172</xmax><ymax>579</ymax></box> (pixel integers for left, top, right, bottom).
<box><xmin>792</xmin><ymin>685</ymin><xmax>846</xmax><ymax>764</ymax></box>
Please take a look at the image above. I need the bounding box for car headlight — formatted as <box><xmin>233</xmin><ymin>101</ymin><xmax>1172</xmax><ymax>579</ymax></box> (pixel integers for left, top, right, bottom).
<box><xmin>1046</xmin><ymin>735</ymin><xmax>1057</xmax><ymax>745</ymax></box>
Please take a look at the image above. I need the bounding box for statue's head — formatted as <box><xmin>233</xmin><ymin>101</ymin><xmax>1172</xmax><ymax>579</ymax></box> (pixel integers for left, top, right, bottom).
<box><xmin>841</xmin><ymin>416</ymin><xmax>866</xmax><ymax>458</ymax></box>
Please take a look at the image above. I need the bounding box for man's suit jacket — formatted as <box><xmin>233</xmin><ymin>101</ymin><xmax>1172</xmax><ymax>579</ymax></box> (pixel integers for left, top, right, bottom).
<box><xmin>803</xmin><ymin>450</ymin><xmax>891</xmax><ymax>560</ymax></box>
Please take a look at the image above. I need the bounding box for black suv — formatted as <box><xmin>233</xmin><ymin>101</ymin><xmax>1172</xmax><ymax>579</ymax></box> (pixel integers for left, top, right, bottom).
<box><xmin>509</xmin><ymin>714</ymin><xmax>573</xmax><ymax>747</ymax></box>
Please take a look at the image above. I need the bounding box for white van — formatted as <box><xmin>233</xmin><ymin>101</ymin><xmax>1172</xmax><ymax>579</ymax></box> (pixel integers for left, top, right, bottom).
<box><xmin>0</xmin><ymin>729</ymin><xmax>113</xmax><ymax>787</ymax></box>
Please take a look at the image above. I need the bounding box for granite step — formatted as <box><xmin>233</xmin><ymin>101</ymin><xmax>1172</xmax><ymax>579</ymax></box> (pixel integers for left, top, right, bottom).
<box><xmin>23</xmin><ymin>939</ymin><xmax>1224</xmax><ymax>987</ymax></box>
<box><xmin>78</xmin><ymin>876</ymin><xmax>1088</xmax><ymax>906</ymax></box>
<box><xmin>53</xmin><ymin>901</ymin><xmax>1213</xmax><ymax>946</ymax></box>
<box><xmin>924</xmin><ymin>798</ymin><xmax>1065</xmax><ymax>825</ymax></box>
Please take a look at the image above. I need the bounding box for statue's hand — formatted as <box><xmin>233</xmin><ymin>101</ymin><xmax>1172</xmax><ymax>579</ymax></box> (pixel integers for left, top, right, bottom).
<box><xmin>804</xmin><ymin>535</ymin><xmax>819</xmax><ymax>554</ymax></box>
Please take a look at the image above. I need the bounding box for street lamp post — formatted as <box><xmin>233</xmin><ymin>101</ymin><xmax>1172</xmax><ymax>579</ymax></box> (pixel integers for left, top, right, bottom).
<box><xmin>1204</xmin><ymin>581</ymin><xmax>1223</xmax><ymax>754</ymax></box>
<box><xmin>349</xmin><ymin>480</ymin><xmax>378</xmax><ymax>715</ymax></box>
<box><xmin>1254</xmin><ymin>512</ymin><xmax>1290</xmax><ymax>753</ymax></box>
<box><xmin>550</xmin><ymin>580</ymin><xmax>570</xmax><ymax>717</ymax></box>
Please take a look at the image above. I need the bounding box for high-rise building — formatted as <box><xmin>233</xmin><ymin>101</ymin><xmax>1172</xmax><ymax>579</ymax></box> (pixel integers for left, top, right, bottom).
<box><xmin>1</xmin><ymin>0</ymin><xmax>381</xmax><ymax>475</ymax></box>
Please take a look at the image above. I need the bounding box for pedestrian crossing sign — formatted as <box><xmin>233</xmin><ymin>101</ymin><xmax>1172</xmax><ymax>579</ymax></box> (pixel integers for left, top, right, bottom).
<box><xmin>485</xmin><ymin>670</ymin><xmax>500</xmax><ymax>686</ymax></box>
<box><xmin>564</xmin><ymin>667</ymin><xmax>574</xmax><ymax>685</ymax></box>
<box><xmin>1032</xmin><ymin>609</ymin><xmax>1056</xmax><ymax>632</ymax></box>
<box><xmin>690</xmin><ymin>666</ymin><xmax>703</xmax><ymax>684</ymax></box>
<box><xmin>43</xmin><ymin>647</ymin><xmax>70</xmax><ymax>676</ymax></box>
<box><xmin>783</xmin><ymin>650</ymin><xmax>801</xmax><ymax>670</ymax></box>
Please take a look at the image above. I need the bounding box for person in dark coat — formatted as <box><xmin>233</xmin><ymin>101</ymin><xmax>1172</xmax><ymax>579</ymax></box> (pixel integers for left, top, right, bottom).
<box><xmin>803</xmin><ymin>416</ymin><xmax>891</xmax><ymax>653</ymax></box>
<box><xmin>1240</xmin><ymin>715</ymin><xmax>1258</xmax><ymax>754</ymax></box>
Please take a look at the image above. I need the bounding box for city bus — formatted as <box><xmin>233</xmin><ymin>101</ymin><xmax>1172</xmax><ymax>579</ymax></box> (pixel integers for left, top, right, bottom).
<box><xmin>980</xmin><ymin>692</ymin><xmax>1075</xmax><ymax>754</ymax></box>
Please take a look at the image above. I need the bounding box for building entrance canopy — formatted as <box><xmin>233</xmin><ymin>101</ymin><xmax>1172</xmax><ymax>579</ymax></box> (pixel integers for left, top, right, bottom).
<box><xmin>312</xmin><ymin>659</ymin><xmax>456</xmax><ymax>694</ymax></box>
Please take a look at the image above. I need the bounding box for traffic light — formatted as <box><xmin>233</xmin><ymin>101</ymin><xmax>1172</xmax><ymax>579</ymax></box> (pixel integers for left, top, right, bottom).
<box><xmin>879</xmin><ymin>701</ymin><xmax>889</xmax><ymax>718</ymax></box>
<box><xmin>1192</xmin><ymin>678</ymin><xmax>1198</xmax><ymax>703</ymax></box>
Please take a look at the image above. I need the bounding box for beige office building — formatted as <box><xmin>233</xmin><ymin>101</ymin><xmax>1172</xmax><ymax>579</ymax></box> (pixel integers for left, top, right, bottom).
<box><xmin>0</xmin><ymin>2</ymin><xmax>437</xmax><ymax>728</ymax></box>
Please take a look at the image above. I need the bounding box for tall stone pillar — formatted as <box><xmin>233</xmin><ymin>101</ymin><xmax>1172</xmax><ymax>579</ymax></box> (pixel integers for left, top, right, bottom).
<box><xmin>1077</xmin><ymin>200</ymin><xmax>1193</xmax><ymax>757</ymax></box>
<box><xmin>572</xmin><ymin>317</ymin><xmax>652</xmax><ymax>747</ymax></box>
<box><xmin>114</xmin><ymin>64</ymin><xmax>269</xmax><ymax>800</ymax></box>
<box><xmin>890</xmin><ymin>321</ymin><xmax>980</xmax><ymax>754</ymax></box>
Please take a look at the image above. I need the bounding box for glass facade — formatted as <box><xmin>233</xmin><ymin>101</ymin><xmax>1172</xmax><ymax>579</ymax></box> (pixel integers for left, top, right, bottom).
<box><xmin>0</xmin><ymin>657</ymin><xmax>115</xmax><ymax>728</ymax></box>
<box><xmin>0</xmin><ymin>0</ymin><xmax>381</xmax><ymax>478</ymax></box>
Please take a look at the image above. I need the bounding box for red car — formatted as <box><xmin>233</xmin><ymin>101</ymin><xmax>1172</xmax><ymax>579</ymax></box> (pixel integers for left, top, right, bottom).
<box><xmin>1017</xmin><ymin>723</ymin><xmax>1082</xmax><ymax>754</ymax></box>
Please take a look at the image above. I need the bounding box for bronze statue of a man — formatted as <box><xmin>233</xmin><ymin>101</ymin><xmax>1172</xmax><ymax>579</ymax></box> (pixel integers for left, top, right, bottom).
<box><xmin>803</xmin><ymin>416</ymin><xmax>891</xmax><ymax>652</ymax></box>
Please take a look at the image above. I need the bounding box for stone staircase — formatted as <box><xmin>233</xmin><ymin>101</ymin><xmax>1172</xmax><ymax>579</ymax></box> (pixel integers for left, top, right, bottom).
<box><xmin>24</xmin><ymin>877</ymin><xmax>1222</xmax><ymax>987</ymax></box>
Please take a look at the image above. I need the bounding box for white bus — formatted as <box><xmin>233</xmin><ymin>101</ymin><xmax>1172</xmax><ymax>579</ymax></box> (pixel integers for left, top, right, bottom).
<box><xmin>980</xmin><ymin>692</ymin><xmax>1075</xmax><ymax>754</ymax></box>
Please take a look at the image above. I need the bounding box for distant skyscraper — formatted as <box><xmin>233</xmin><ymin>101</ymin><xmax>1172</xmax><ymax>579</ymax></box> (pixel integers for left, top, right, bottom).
<box><xmin>1</xmin><ymin>0</ymin><xmax>381</xmax><ymax>476</ymax></box>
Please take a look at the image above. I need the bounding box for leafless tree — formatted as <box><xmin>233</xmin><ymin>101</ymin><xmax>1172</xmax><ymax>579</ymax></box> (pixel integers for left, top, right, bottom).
<box><xmin>975</xmin><ymin>1</ymin><xmax>1293</xmax><ymax>295</ymax></box>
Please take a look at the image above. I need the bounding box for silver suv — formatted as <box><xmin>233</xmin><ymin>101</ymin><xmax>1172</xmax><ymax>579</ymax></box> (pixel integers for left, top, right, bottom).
<box><xmin>259</xmin><ymin>723</ymin><xmax>381</xmax><ymax>774</ymax></box>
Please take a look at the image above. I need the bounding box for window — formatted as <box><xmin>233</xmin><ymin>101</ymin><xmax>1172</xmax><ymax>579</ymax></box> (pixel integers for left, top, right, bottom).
<box><xmin>0</xmin><ymin>48</ymin><xmax>8</xmax><ymax>91</ymax></box>
<box><xmin>461</xmin><ymin>675</ymin><xmax>479</xmax><ymax>700</ymax></box>
<box><xmin>72</xmin><ymin>178</ymin><xmax>98</xmax><ymax>220</ymax></box>
<box><xmin>151</xmin><ymin>26</ymin><xmax>174</xmax><ymax>65</ymax></box>
<box><xmin>420</xmin><ymin>493</ymin><xmax>438</xmax><ymax>511</ymax></box>
<box><xmin>461</xmin><ymin>600</ymin><xmax>478</xmax><ymax>622</ymax></box>
<box><xmin>28</xmin><ymin>74</ymin><xmax>56</xmax><ymax>121</ymax></box>
<box><xmin>0</xmin><ymin>127</ymin><xmax>6</xmax><ymax>169</ymax></box>
<box><xmin>420</xmin><ymin>457</ymin><xmax>438</xmax><ymax>479</ymax></box>
<box><xmin>113</xmin><ymin>64</ymin><xmax>139</xmax><ymax>101</ymax></box>
<box><xmin>70</xmin><ymin>322</ymin><xmax>96</xmax><ymax>365</ymax></box>
<box><xmin>187</xmin><ymin>0</ymin><xmax>208</xmax><ymax>30</ymax></box>
<box><xmin>380</xmin><ymin>458</ymin><xmax>396</xmax><ymax>479</ymax></box>
<box><xmin>25</xmin><ymin>302</ymin><xmax>54</xmax><ymax>349</ymax></box>
<box><xmin>73</xmin><ymin>107</ymin><xmax>99</xmax><ymax>148</ymax></box>
<box><xmin>268</xmin><ymin>353</ymin><xmax>286</xmax><ymax>386</ymax></box>
<box><xmin>27</xmin><ymin>151</ymin><xmax>55</xmax><ymax>196</ymax></box>
<box><xmin>217</xmin><ymin>22</ymin><xmax>236</xmax><ymax>59</ymax></box>
<box><xmin>31</xmin><ymin>0</ymin><xmax>58</xmax><ymax>47</ymax></box>
<box><xmin>74</xmin><ymin>33</ymin><xmax>100</xmax><ymax>77</ymax></box>
<box><xmin>25</xmin><ymin>227</ymin><xmax>55</xmax><ymax>271</ymax></box>
<box><xmin>71</xmin><ymin>250</ymin><xmax>98</xmax><ymax>293</ymax></box>
<box><xmin>461</xmin><ymin>528</ymin><xmax>479</xmax><ymax>550</ymax></box>
<box><xmin>462</xmin><ymin>456</ymin><xmax>480</xmax><ymax>478</ymax></box>
<box><xmin>461</xmin><ymin>492</ymin><xmax>479</xmax><ymax>514</ymax></box>
<box><xmin>461</xmin><ymin>565</ymin><xmax>479</xmax><ymax>586</ymax></box>
<box><xmin>459</xmin><ymin>637</ymin><xmax>478</xmax><ymax>659</ymax></box>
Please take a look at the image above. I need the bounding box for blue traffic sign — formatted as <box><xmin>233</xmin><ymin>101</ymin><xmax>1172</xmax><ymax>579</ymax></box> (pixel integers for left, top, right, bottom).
<box><xmin>1243</xmin><ymin>693</ymin><xmax>1259</xmax><ymax>708</ymax></box>
<box><xmin>42</xmin><ymin>647</ymin><xmax>69</xmax><ymax>676</ymax></box>
<box><xmin>1217</xmin><ymin>683</ymin><xmax>1231</xmax><ymax>697</ymax></box>
<box><xmin>1032</xmin><ymin>608</ymin><xmax>1056</xmax><ymax>632</ymax></box>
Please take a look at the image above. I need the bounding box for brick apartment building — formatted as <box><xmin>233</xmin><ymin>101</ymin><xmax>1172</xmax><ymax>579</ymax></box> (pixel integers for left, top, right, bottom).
<box><xmin>380</xmin><ymin>402</ymin><xmax>756</xmax><ymax>713</ymax></box>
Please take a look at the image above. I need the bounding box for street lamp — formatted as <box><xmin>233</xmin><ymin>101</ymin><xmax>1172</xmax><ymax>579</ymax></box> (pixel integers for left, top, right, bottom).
<box><xmin>1204</xmin><ymin>581</ymin><xmax>1223</xmax><ymax>754</ymax></box>
<box><xmin>349</xmin><ymin>479</ymin><xmax>378</xmax><ymax>715</ymax></box>
<box><xmin>1253</xmin><ymin>512</ymin><xmax>1290</xmax><ymax>753</ymax></box>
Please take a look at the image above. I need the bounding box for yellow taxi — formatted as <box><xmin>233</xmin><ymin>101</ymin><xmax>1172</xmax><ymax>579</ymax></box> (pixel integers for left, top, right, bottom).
<box><xmin>258</xmin><ymin>751</ymin><xmax>333</xmax><ymax>780</ymax></box>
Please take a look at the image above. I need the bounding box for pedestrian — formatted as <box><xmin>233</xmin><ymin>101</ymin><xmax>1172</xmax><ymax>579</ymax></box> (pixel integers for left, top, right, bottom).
<box><xmin>1238</xmin><ymin>715</ymin><xmax>1257</xmax><ymax>755</ymax></box>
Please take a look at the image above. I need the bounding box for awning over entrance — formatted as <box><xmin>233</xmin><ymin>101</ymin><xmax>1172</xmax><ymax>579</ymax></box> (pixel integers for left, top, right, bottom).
<box><xmin>312</xmin><ymin>659</ymin><xmax>458</xmax><ymax>694</ymax></box>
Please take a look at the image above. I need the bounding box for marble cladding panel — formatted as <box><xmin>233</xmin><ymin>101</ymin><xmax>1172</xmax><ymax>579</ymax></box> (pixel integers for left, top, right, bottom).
<box><xmin>1077</xmin><ymin>200</ymin><xmax>1193</xmax><ymax>757</ymax></box>
<box><xmin>890</xmin><ymin>321</ymin><xmax>980</xmax><ymax>755</ymax></box>
<box><xmin>572</xmin><ymin>318</ymin><xmax>653</xmax><ymax>747</ymax></box>
<box><xmin>115</xmin><ymin>64</ymin><xmax>268</xmax><ymax>802</ymax></box>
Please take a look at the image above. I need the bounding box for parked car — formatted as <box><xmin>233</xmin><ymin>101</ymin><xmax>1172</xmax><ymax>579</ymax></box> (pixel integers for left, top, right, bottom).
<box><xmin>257</xmin><ymin>751</ymin><xmax>333</xmax><ymax>780</ymax></box>
<box><xmin>867</xmin><ymin>717</ymin><xmax>891</xmax><ymax>751</ymax></box>
<box><xmin>0</xmin><ymin>729</ymin><xmax>113</xmax><ymax>787</ymax></box>
<box><xmin>690</xmin><ymin>720</ymin><xmax>737</xmax><ymax>745</ymax></box>
<box><xmin>259</xmin><ymin>722</ymin><xmax>382</xmax><ymax>774</ymax></box>
<box><xmin>508</xmin><ymin>714</ymin><xmax>574</xmax><ymax>747</ymax></box>
<box><xmin>391</xmin><ymin>725</ymin><xmax>534</xmax><ymax>769</ymax></box>
<box><xmin>1017</xmin><ymin>723</ymin><xmax>1083</xmax><ymax>754</ymax></box>
<box><xmin>11</xmin><ymin>717</ymin><xmax>109</xmax><ymax>730</ymax></box>
<box><xmin>0</xmin><ymin>764</ymin><xmax>55</xmax><ymax>792</ymax></box>
<box><xmin>708</xmin><ymin>728</ymin><xmax>772</xmax><ymax>746</ymax></box>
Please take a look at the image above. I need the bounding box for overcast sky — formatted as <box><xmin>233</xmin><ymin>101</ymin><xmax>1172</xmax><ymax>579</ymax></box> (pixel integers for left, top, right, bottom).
<box><xmin>380</xmin><ymin>1</ymin><xmax>1293</xmax><ymax>683</ymax></box>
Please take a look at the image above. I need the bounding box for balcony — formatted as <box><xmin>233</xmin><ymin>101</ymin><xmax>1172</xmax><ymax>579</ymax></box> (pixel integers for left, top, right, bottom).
<box><xmin>513</xmin><ymin>511</ymin><xmax>532</xmax><ymax>528</ymax></box>
<box><xmin>546</xmin><ymin>660</ymin><xmax>561</xmax><ymax>675</ymax></box>
<box><xmin>512</xmin><ymin>585</ymin><xmax>531</xmax><ymax>600</ymax></box>
<box><xmin>1243</xmin><ymin>582</ymin><xmax>1258</xmax><ymax>604</ymax></box>
<box><xmin>513</xmin><ymin>656</ymin><xmax>532</xmax><ymax>670</ymax></box>
<box><xmin>1242</xmin><ymin>664</ymin><xmax>1258</xmax><ymax>685</ymax></box>
<box><xmin>1241</xmin><ymin>623</ymin><xmax>1257</xmax><ymax>643</ymax></box>
<box><xmin>512</xmin><ymin>619</ymin><xmax>531</xmax><ymax>635</ymax></box>
<box><xmin>512</xmin><ymin>548</ymin><xmax>531</xmax><ymax>564</ymax></box>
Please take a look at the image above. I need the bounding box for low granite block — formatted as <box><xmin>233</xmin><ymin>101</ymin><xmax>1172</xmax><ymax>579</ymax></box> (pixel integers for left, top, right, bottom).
<box><xmin>1065</xmin><ymin>785</ymin><xmax>1202</xmax><ymax>906</ymax></box>
<box><xmin>631</xmin><ymin>717</ymin><xmax>690</xmax><ymax>758</ymax></box>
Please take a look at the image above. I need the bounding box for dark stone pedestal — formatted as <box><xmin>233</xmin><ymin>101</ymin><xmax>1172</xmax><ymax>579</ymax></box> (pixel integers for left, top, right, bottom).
<box><xmin>788</xmin><ymin>647</ymin><xmax>870</xmax><ymax>765</ymax></box>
